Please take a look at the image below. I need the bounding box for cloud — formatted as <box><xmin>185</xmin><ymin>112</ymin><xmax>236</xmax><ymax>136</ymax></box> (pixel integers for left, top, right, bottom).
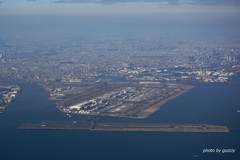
<box><xmin>1</xmin><ymin>0</ymin><xmax>240</xmax><ymax>15</ymax></box>
<box><xmin>54</xmin><ymin>0</ymin><xmax>178</xmax><ymax>4</ymax></box>
<box><xmin>178</xmin><ymin>0</ymin><xmax>193</xmax><ymax>4</ymax></box>
<box><xmin>55</xmin><ymin>0</ymin><xmax>103</xmax><ymax>3</ymax></box>
<box><xmin>183</xmin><ymin>0</ymin><xmax>240</xmax><ymax>6</ymax></box>
<box><xmin>54</xmin><ymin>0</ymin><xmax>240</xmax><ymax>5</ymax></box>
<box><xmin>185</xmin><ymin>0</ymin><xmax>240</xmax><ymax>6</ymax></box>
<box><xmin>0</xmin><ymin>0</ymin><xmax>240</xmax><ymax>16</ymax></box>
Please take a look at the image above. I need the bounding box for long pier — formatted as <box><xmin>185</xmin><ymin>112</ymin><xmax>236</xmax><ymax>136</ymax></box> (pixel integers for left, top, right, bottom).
<box><xmin>18</xmin><ymin>121</ymin><xmax>230</xmax><ymax>133</ymax></box>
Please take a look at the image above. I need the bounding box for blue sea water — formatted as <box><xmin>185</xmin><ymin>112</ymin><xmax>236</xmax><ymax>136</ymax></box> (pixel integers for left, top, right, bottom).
<box><xmin>0</xmin><ymin>81</ymin><xmax>240</xmax><ymax>160</ymax></box>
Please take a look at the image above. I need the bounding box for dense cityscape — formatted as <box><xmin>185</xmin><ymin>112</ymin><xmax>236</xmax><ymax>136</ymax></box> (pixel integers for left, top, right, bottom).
<box><xmin>0</xmin><ymin>33</ymin><xmax>240</xmax><ymax>85</ymax></box>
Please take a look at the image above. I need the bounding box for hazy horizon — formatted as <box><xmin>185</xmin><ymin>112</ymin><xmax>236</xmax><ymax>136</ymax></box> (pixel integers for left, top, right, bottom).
<box><xmin>1</xmin><ymin>0</ymin><xmax>240</xmax><ymax>16</ymax></box>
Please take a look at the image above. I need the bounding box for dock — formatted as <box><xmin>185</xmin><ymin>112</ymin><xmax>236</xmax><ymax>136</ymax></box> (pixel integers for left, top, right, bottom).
<box><xmin>19</xmin><ymin>121</ymin><xmax>230</xmax><ymax>133</ymax></box>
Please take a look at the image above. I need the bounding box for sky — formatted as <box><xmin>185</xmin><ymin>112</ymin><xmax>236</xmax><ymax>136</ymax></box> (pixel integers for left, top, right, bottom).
<box><xmin>0</xmin><ymin>0</ymin><xmax>240</xmax><ymax>15</ymax></box>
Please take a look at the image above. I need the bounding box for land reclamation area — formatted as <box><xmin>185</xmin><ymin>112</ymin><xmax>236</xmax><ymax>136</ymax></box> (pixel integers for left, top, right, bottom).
<box><xmin>45</xmin><ymin>82</ymin><xmax>194</xmax><ymax>119</ymax></box>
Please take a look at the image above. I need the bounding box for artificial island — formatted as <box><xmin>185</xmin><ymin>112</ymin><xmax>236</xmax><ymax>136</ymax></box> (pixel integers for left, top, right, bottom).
<box><xmin>46</xmin><ymin>81</ymin><xmax>194</xmax><ymax>119</ymax></box>
<box><xmin>19</xmin><ymin>121</ymin><xmax>229</xmax><ymax>133</ymax></box>
<box><xmin>19</xmin><ymin>82</ymin><xmax>230</xmax><ymax>133</ymax></box>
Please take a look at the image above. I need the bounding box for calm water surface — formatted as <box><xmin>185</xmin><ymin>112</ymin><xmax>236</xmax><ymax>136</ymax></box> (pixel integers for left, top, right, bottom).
<box><xmin>0</xmin><ymin>81</ymin><xmax>240</xmax><ymax>160</ymax></box>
